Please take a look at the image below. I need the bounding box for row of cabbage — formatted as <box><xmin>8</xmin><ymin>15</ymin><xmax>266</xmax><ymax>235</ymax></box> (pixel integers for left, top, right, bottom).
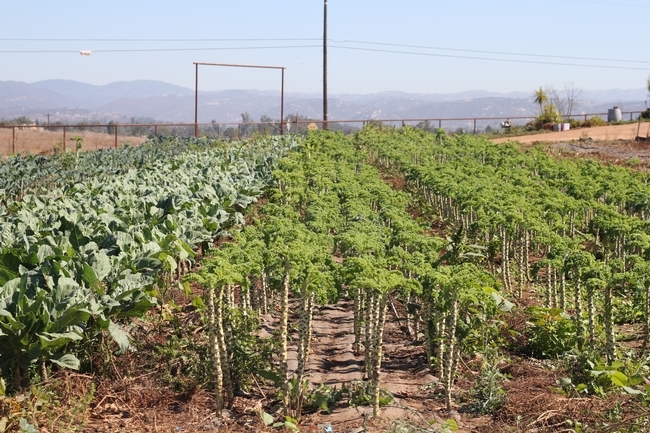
<box><xmin>0</xmin><ymin>135</ymin><xmax>298</xmax><ymax>387</ymax></box>
<box><xmin>0</xmin><ymin>135</ymin><xmax>260</xmax><ymax>207</ymax></box>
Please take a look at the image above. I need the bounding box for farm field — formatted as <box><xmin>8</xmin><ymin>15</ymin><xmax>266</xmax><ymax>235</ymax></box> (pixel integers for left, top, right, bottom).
<box><xmin>3</xmin><ymin>128</ymin><xmax>650</xmax><ymax>432</ymax></box>
<box><xmin>0</xmin><ymin>128</ymin><xmax>149</xmax><ymax>156</ymax></box>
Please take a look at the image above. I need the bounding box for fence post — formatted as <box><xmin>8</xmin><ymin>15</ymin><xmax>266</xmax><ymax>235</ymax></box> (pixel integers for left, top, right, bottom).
<box><xmin>12</xmin><ymin>126</ymin><xmax>16</xmax><ymax>154</ymax></box>
<box><xmin>473</xmin><ymin>119</ymin><xmax>477</xmax><ymax>134</ymax></box>
<box><xmin>63</xmin><ymin>126</ymin><xmax>66</xmax><ymax>151</ymax></box>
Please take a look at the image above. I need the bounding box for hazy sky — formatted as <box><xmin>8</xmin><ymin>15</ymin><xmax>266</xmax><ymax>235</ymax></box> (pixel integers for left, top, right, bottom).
<box><xmin>2</xmin><ymin>0</ymin><xmax>649</xmax><ymax>95</ymax></box>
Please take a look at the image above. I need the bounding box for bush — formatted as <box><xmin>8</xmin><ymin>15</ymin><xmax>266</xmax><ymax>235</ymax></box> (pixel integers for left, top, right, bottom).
<box><xmin>529</xmin><ymin>105</ymin><xmax>563</xmax><ymax>130</ymax></box>
<box><xmin>524</xmin><ymin>307</ymin><xmax>576</xmax><ymax>358</ymax></box>
<box><xmin>581</xmin><ymin>116</ymin><xmax>607</xmax><ymax>128</ymax></box>
<box><xmin>641</xmin><ymin>109</ymin><xmax>650</xmax><ymax>120</ymax></box>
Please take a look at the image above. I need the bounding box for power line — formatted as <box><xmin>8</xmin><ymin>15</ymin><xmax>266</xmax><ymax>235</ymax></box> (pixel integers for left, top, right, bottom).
<box><xmin>329</xmin><ymin>45</ymin><xmax>650</xmax><ymax>71</ymax></box>
<box><xmin>0</xmin><ymin>37</ymin><xmax>320</xmax><ymax>42</ymax></box>
<box><xmin>564</xmin><ymin>0</ymin><xmax>649</xmax><ymax>7</ymax></box>
<box><xmin>335</xmin><ymin>40</ymin><xmax>650</xmax><ymax>65</ymax></box>
<box><xmin>96</xmin><ymin>45</ymin><xmax>320</xmax><ymax>53</ymax></box>
<box><xmin>4</xmin><ymin>36</ymin><xmax>649</xmax><ymax>66</ymax></box>
<box><xmin>2</xmin><ymin>41</ymin><xmax>649</xmax><ymax>72</ymax></box>
<box><xmin>0</xmin><ymin>50</ymin><xmax>79</xmax><ymax>53</ymax></box>
<box><xmin>0</xmin><ymin>45</ymin><xmax>321</xmax><ymax>54</ymax></box>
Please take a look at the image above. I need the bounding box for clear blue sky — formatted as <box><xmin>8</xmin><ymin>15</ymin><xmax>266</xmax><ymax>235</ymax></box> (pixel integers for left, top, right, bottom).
<box><xmin>2</xmin><ymin>0</ymin><xmax>649</xmax><ymax>95</ymax></box>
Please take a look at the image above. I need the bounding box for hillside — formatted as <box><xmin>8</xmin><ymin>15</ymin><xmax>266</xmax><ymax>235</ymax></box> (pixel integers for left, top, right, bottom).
<box><xmin>0</xmin><ymin>79</ymin><xmax>646</xmax><ymax>124</ymax></box>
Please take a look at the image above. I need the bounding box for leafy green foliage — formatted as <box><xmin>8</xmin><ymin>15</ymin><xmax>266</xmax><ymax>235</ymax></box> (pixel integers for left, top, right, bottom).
<box><xmin>304</xmin><ymin>384</ymin><xmax>344</xmax><ymax>413</ymax></box>
<box><xmin>530</xmin><ymin>104</ymin><xmax>562</xmax><ymax>129</ymax></box>
<box><xmin>344</xmin><ymin>380</ymin><xmax>393</xmax><ymax>408</ymax></box>
<box><xmin>462</xmin><ymin>348</ymin><xmax>507</xmax><ymax>414</ymax></box>
<box><xmin>524</xmin><ymin>307</ymin><xmax>577</xmax><ymax>358</ymax></box>
<box><xmin>0</xmin><ymin>135</ymin><xmax>298</xmax><ymax>387</ymax></box>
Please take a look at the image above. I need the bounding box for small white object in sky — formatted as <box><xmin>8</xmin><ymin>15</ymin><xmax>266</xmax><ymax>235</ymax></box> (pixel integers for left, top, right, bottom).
<box><xmin>80</xmin><ymin>50</ymin><xmax>92</xmax><ymax>56</ymax></box>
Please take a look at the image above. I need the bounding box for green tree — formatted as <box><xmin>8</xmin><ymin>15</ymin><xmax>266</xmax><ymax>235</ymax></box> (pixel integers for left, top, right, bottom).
<box><xmin>533</xmin><ymin>87</ymin><xmax>548</xmax><ymax>114</ymax></box>
<box><xmin>416</xmin><ymin>120</ymin><xmax>435</xmax><ymax>133</ymax></box>
<box><xmin>260</xmin><ymin>115</ymin><xmax>276</xmax><ymax>135</ymax></box>
<box><xmin>240</xmin><ymin>112</ymin><xmax>253</xmax><ymax>136</ymax></box>
<box><xmin>13</xmin><ymin>116</ymin><xmax>33</xmax><ymax>125</ymax></box>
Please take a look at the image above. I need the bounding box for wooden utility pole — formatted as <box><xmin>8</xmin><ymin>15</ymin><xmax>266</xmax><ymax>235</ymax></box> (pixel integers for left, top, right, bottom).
<box><xmin>323</xmin><ymin>0</ymin><xmax>328</xmax><ymax>130</ymax></box>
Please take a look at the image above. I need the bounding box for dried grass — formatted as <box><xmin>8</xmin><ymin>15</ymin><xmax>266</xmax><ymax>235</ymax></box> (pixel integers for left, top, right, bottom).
<box><xmin>0</xmin><ymin>128</ymin><xmax>147</xmax><ymax>156</ymax></box>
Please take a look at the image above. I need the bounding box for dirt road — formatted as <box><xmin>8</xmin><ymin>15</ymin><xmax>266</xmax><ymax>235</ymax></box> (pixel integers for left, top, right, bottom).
<box><xmin>492</xmin><ymin>122</ymin><xmax>650</xmax><ymax>144</ymax></box>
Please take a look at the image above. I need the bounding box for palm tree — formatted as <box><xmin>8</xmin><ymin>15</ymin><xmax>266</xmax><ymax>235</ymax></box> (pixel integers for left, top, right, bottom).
<box><xmin>533</xmin><ymin>87</ymin><xmax>548</xmax><ymax>114</ymax></box>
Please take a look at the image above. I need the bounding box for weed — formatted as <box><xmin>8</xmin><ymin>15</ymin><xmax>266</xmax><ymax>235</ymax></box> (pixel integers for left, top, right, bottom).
<box><xmin>461</xmin><ymin>348</ymin><xmax>508</xmax><ymax>414</ymax></box>
<box><xmin>343</xmin><ymin>380</ymin><xmax>393</xmax><ymax>408</ymax></box>
<box><xmin>304</xmin><ymin>384</ymin><xmax>343</xmax><ymax>414</ymax></box>
<box><xmin>0</xmin><ymin>377</ymin><xmax>95</xmax><ymax>433</ymax></box>
<box><xmin>626</xmin><ymin>157</ymin><xmax>644</xmax><ymax>167</ymax></box>
<box><xmin>524</xmin><ymin>307</ymin><xmax>577</xmax><ymax>358</ymax></box>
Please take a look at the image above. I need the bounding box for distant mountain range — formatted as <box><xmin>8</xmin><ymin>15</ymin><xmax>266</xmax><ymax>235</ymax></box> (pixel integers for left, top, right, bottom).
<box><xmin>0</xmin><ymin>79</ymin><xmax>647</xmax><ymax>126</ymax></box>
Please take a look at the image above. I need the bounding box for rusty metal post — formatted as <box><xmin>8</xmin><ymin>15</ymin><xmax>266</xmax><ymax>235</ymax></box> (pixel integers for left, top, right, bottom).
<box><xmin>194</xmin><ymin>63</ymin><xmax>199</xmax><ymax>138</ymax></box>
<box><xmin>63</xmin><ymin>126</ymin><xmax>66</xmax><ymax>151</ymax></box>
<box><xmin>323</xmin><ymin>0</ymin><xmax>328</xmax><ymax>130</ymax></box>
<box><xmin>280</xmin><ymin>68</ymin><xmax>285</xmax><ymax>134</ymax></box>
<box><xmin>115</xmin><ymin>123</ymin><xmax>118</xmax><ymax>148</ymax></box>
<box><xmin>154</xmin><ymin>125</ymin><xmax>158</xmax><ymax>135</ymax></box>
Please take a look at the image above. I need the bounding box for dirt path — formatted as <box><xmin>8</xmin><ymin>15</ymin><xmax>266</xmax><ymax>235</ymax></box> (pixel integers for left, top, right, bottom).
<box><xmin>306</xmin><ymin>302</ymin><xmax>364</xmax><ymax>387</ymax></box>
<box><xmin>297</xmin><ymin>299</ymin><xmax>490</xmax><ymax>433</ymax></box>
<box><xmin>492</xmin><ymin>122</ymin><xmax>650</xmax><ymax>144</ymax></box>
